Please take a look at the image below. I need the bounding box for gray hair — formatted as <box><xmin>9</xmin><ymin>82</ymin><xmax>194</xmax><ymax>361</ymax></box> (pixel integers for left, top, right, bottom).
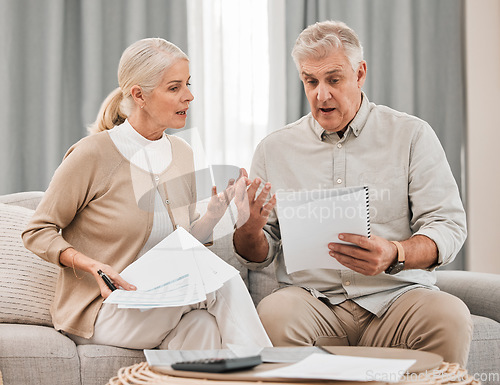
<box><xmin>88</xmin><ymin>38</ymin><xmax>188</xmax><ymax>134</ymax></box>
<box><xmin>291</xmin><ymin>20</ymin><xmax>364</xmax><ymax>72</ymax></box>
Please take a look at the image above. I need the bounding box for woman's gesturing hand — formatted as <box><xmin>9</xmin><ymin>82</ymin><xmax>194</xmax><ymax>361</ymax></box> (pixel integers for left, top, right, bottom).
<box><xmin>205</xmin><ymin>179</ymin><xmax>236</xmax><ymax>220</ymax></box>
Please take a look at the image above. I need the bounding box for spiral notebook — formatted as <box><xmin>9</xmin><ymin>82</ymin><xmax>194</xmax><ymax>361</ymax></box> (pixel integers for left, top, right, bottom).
<box><xmin>276</xmin><ymin>186</ymin><xmax>371</xmax><ymax>273</ymax></box>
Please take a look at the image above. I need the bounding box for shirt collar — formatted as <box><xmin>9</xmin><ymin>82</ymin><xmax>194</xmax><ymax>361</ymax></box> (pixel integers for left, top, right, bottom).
<box><xmin>311</xmin><ymin>92</ymin><xmax>371</xmax><ymax>141</ymax></box>
<box><xmin>349</xmin><ymin>92</ymin><xmax>370</xmax><ymax>137</ymax></box>
<box><xmin>120</xmin><ymin>119</ymin><xmax>167</xmax><ymax>147</ymax></box>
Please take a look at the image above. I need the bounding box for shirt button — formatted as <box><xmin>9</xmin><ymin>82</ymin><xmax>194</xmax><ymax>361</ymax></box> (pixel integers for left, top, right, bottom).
<box><xmin>337</xmin><ymin>143</ymin><xmax>342</xmax><ymax>148</ymax></box>
<box><xmin>165</xmin><ymin>199</ymin><xmax>170</xmax><ymax>204</ymax></box>
<box><xmin>345</xmin><ymin>281</ymin><xmax>351</xmax><ymax>286</ymax></box>
<box><xmin>155</xmin><ymin>176</ymin><xmax>160</xmax><ymax>181</ymax></box>
<box><xmin>336</xmin><ymin>178</ymin><xmax>343</xmax><ymax>184</ymax></box>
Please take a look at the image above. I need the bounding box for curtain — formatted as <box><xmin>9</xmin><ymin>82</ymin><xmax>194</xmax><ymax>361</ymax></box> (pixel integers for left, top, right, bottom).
<box><xmin>0</xmin><ymin>0</ymin><xmax>187</xmax><ymax>195</ymax></box>
<box><xmin>185</xmin><ymin>0</ymin><xmax>275</xmax><ymax>172</ymax></box>
<box><xmin>284</xmin><ymin>0</ymin><xmax>467</xmax><ymax>269</ymax></box>
<box><xmin>1</xmin><ymin>0</ymin><xmax>467</xmax><ymax>268</ymax></box>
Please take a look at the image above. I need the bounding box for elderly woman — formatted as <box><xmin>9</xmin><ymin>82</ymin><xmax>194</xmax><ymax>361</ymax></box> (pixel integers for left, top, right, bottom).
<box><xmin>22</xmin><ymin>38</ymin><xmax>271</xmax><ymax>350</ymax></box>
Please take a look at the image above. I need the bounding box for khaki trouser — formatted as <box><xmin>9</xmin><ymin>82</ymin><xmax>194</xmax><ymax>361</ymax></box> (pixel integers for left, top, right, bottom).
<box><xmin>257</xmin><ymin>287</ymin><xmax>473</xmax><ymax>366</ymax></box>
<box><xmin>68</xmin><ymin>275</ymin><xmax>272</xmax><ymax>350</ymax></box>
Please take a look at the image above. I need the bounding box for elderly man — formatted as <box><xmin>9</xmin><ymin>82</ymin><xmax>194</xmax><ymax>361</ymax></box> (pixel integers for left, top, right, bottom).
<box><xmin>233</xmin><ymin>20</ymin><xmax>472</xmax><ymax>366</ymax></box>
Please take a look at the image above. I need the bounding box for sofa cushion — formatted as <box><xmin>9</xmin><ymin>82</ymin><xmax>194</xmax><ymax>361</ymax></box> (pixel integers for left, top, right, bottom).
<box><xmin>466</xmin><ymin>315</ymin><xmax>500</xmax><ymax>385</ymax></box>
<box><xmin>199</xmin><ymin>200</ymin><xmax>248</xmax><ymax>284</ymax></box>
<box><xmin>248</xmin><ymin>265</ymin><xmax>279</xmax><ymax>305</ymax></box>
<box><xmin>0</xmin><ymin>324</ymin><xmax>80</xmax><ymax>385</ymax></box>
<box><xmin>77</xmin><ymin>344</ymin><xmax>145</xmax><ymax>385</ymax></box>
<box><xmin>0</xmin><ymin>203</ymin><xmax>59</xmax><ymax>326</ymax></box>
<box><xmin>0</xmin><ymin>191</ymin><xmax>44</xmax><ymax>210</ymax></box>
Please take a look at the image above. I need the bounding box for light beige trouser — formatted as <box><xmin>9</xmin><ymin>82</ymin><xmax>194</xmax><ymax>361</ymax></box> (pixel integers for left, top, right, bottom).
<box><xmin>68</xmin><ymin>276</ymin><xmax>272</xmax><ymax>350</ymax></box>
<box><xmin>257</xmin><ymin>287</ymin><xmax>473</xmax><ymax>366</ymax></box>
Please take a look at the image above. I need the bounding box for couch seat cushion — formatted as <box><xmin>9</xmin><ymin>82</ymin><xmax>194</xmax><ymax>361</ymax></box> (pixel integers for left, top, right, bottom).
<box><xmin>0</xmin><ymin>324</ymin><xmax>80</xmax><ymax>385</ymax></box>
<box><xmin>466</xmin><ymin>315</ymin><xmax>500</xmax><ymax>383</ymax></box>
<box><xmin>78</xmin><ymin>344</ymin><xmax>145</xmax><ymax>385</ymax></box>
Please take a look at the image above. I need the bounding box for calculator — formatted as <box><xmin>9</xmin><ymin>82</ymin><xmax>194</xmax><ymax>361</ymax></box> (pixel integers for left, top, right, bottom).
<box><xmin>171</xmin><ymin>355</ymin><xmax>262</xmax><ymax>373</ymax></box>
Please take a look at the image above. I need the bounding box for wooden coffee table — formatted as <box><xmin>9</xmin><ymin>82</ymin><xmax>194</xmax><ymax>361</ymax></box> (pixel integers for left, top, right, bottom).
<box><xmin>107</xmin><ymin>347</ymin><xmax>481</xmax><ymax>385</ymax></box>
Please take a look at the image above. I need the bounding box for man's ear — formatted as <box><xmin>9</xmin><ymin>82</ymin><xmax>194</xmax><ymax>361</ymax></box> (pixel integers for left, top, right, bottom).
<box><xmin>130</xmin><ymin>85</ymin><xmax>145</xmax><ymax>107</ymax></box>
<box><xmin>357</xmin><ymin>61</ymin><xmax>367</xmax><ymax>88</ymax></box>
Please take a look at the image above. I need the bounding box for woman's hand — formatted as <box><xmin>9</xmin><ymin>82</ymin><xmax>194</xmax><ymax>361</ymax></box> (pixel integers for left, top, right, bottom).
<box><xmin>205</xmin><ymin>180</ymin><xmax>236</xmax><ymax>220</ymax></box>
<box><xmin>205</xmin><ymin>168</ymin><xmax>251</xmax><ymax>221</ymax></box>
<box><xmin>91</xmin><ymin>264</ymin><xmax>137</xmax><ymax>299</ymax></box>
<box><xmin>60</xmin><ymin>248</ymin><xmax>136</xmax><ymax>299</ymax></box>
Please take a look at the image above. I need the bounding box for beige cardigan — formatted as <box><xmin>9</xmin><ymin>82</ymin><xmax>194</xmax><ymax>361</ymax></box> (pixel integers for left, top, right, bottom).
<box><xmin>22</xmin><ymin>131</ymin><xmax>199</xmax><ymax>338</ymax></box>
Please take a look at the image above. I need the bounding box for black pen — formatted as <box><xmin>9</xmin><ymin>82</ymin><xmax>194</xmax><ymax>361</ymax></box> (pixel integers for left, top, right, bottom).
<box><xmin>97</xmin><ymin>269</ymin><xmax>117</xmax><ymax>291</ymax></box>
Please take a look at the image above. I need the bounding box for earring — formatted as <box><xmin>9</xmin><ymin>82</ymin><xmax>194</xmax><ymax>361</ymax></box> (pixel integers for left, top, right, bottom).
<box><xmin>141</xmin><ymin>105</ymin><xmax>145</xmax><ymax>109</ymax></box>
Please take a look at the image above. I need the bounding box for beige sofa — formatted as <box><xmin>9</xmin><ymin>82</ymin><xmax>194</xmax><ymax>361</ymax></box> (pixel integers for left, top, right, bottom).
<box><xmin>0</xmin><ymin>191</ymin><xmax>499</xmax><ymax>385</ymax></box>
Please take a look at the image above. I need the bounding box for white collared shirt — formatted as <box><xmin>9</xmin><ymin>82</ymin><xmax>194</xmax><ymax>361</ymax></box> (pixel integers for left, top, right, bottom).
<box><xmin>108</xmin><ymin>120</ymin><xmax>174</xmax><ymax>258</ymax></box>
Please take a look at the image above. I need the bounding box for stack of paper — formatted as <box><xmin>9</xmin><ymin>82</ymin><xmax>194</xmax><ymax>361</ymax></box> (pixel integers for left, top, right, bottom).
<box><xmin>104</xmin><ymin>227</ymin><xmax>239</xmax><ymax>309</ymax></box>
<box><xmin>256</xmin><ymin>353</ymin><xmax>415</xmax><ymax>382</ymax></box>
<box><xmin>276</xmin><ymin>186</ymin><xmax>371</xmax><ymax>273</ymax></box>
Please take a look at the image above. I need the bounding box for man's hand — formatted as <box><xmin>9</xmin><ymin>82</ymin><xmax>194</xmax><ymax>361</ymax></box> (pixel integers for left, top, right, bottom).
<box><xmin>328</xmin><ymin>234</ymin><xmax>397</xmax><ymax>276</ymax></box>
<box><xmin>234</xmin><ymin>174</ymin><xmax>276</xmax><ymax>232</ymax></box>
<box><xmin>232</xmin><ymin>171</ymin><xmax>276</xmax><ymax>262</ymax></box>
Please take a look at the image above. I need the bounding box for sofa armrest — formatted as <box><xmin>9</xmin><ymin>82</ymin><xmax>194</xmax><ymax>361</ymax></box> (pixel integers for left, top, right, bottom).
<box><xmin>435</xmin><ymin>270</ymin><xmax>500</xmax><ymax>323</ymax></box>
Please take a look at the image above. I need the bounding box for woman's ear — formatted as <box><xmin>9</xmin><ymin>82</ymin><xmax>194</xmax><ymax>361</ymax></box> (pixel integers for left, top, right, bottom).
<box><xmin>130</xmin><ymin>85</ymin><xmax>146</xmax><ymax>108</ymax></box>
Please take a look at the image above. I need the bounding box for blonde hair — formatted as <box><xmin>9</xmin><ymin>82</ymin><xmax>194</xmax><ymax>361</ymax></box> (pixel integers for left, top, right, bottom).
<box><xmin>292</xmin><ymin>20</ymin><xmax>364</xmax><ymax>72</ymax></box>
<box><xmin>88</xmin><ymin>38</ymin><xmax>188</xmax><ymax>134</ymax></box>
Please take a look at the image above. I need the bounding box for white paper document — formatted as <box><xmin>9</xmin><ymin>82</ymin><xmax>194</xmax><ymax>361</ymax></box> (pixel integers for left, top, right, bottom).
<box><xmin>104</xmin><ymin>227</ymin><xmax>239</xmax><ymax>309</ymax></box>
<box><xmin>256</xmin><ymin>353</ymin><xmax>415</xmax><ymax>382</ymax></box>
<box><xmin>276</xmin><ymin>186</ymin><xmax>370</xmax><ymax>273</ymax></box>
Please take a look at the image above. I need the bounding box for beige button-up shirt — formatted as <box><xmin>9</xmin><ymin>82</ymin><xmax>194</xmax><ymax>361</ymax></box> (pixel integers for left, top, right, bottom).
<box><xmin>236</xmin><ymin>93</ymin><xmax>466</xmax><ymax>317</ymax></box>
